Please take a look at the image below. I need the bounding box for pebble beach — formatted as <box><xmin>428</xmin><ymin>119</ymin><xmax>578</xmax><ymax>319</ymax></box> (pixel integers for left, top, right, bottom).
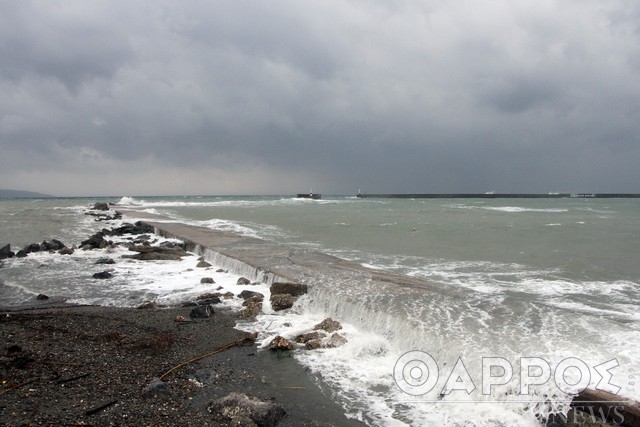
<box><xmin>0</xmin><ymin>303</ymin><xmax>365</xmax><ymax>426</ymax></box>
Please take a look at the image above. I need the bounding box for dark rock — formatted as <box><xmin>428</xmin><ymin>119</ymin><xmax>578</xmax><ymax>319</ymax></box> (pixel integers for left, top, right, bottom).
<box><xmin>159</xmin><ymin>241</ymin><xmax>184</xmax><ymax>250</ymax></box>
<box><xmin>122</xmin><ymin>251</ymin><xmax>186</xmax><ymax>261</ymax></box>
<box><xmin>80</xmin><ymin>232</ymin><xmax>107</xmax><ymax>250</ymax></box>
<box><xmin>270</xmin><ymin>282</ymin><xmax>308</xmax><ymax>297</ymax></box>
<box><xmin>121</xmin><ymin>244</ymin><xmax>188</xmax><ymax>261</ymax></box>
<box><xmin>58</xmin><ymin>247</ymin><xmax>74</xmax><ymax>255</ymax></box>
<box><xmin>92</xmin><ymin>271</ymin><xmax>113</xmax><ymax>279</ymax></box>
<box><xmin>23</xmin><ymin>243</ymin><xmax>42</xmax><ymax>254</ymax></box>
<box><xmin>236</xmin><ymin>277</ymin><xmax>251</xmax><ymax>286</ymax></box>
<box><xmin>222</xmin><ymin>292</ymin><xmax>235</xmax><ymax>299</ymax></box>
<box><xmin>137</xmin><ymin>301</ymin><xmax>157</xmax><ymax>309</ymax></box>
<box><xmin>239</xmin><ymin>302</ymin><xmax>262</xmax><ymax>319</ymax></box>
<box><xmin>295</xmin><ymin>331</ymin><xmax>325</xmax><ymax>344</ymax></box>
<box><xmin>196</xmin><ymin>260</ymin><xmax>212</xmax><ymax>268</ymax></box>
<box><xmin>36</xmin><ymin>294</ymin><xmax>49</xmax><ymax>300</ymax></box>
<box><xmin>95</xmin><ymin>257</ymin><xmax>116</xmax><ymax>265</ymax></box>
<box><xmin>314</xmin><ymin>318</ymin><xmax>342</xmax><ymax>333</ymax></box>
<box><xmin>189</xmin><ymin>304</ymin><xmax>214</xmax><ymax>319</ymax></box>
<box><xmin>133</xmin><ymin>234</ymin><xmax>152</xmax><ymax>243</ymax></box>
<box><xmin>216</xmin><ymin>268</ymin><xmax>226</xmax><ymax>273</ymax></box>
<box><xmin>208</xmin><ymin>392</ymin><xmax>286</xmax><ymax>427</ymax></box>
<box><xmin>41</xmin><ymin>239</ymin><xmax>66</xmax><ymax>251</ymax></box>
<box><xmin>197</xmin><ymin>297</ymin><xmax>222</xmax><ymax>305</ymax></box>
<box><xmin>197</xmin><ymin>292</ymin><xmax>222</xmax><ymax>300</ymax></box>
<box><xmin>305</xmin><ymin>339</ymin><xmax>324</xmax><ymax>350</ymax></box>
<box><xmin>305</xmin><ymin>333</ymin><xmax>347</xmax><ymax>350</ymax></box>
<box><xmin>0</xmin><ymin>244</ymin><xmax>10</xmax><ymax>260</ymax></box>
<box><xmin>200</xmin><ymin>277</ymin><xmax>215</xmax><ymax>284</ymax></box>
<box><xmin>142</xmin><ymin>377</ymin><xmax>171</xmax><ymax>398</ymax></box>
<box><xmin>327</xmin><ymin>333</ymin><xmax>347</xmax><ymax>348</ymax></box>
<box><xmin>270</xmin><ymin>294</ymin><xmax>294</xmax><ymax>311</ymax></box>
<box><xmin>182</xmin><ymin>302</ymin><xmax>198</xmax><ymax>307</ymax></box>
<box><xmin>268</xmin><ymin>336</ymin><xmax>294</xmax><ymax>351</ymax></box>
<box><xmin>108</xmin><ymin>222</ymin><xmax>154</xmax><ymax>236</ymax></box>
<box><xmin>92</xmin><ymin>202</ymin><xmax>110</xmax><ymax>211</ymax></box>
<box><xmin>242</xmin><ymin>295</ymin><xmax>264</xmax><ymax>306</ymax></box>
<box><xmin>15</xmin><ymin>250</ymin><xmax>27</xmax><ymax>258</ymax></box>
<box><xmin>238</xmin><ymin>290</ymin><xmax>263</xmax><ymax>300</ymax></box>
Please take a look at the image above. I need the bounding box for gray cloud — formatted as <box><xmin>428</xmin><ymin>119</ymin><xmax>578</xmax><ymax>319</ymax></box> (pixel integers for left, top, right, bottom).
<box><xmin>0</xmin><ymin>0</ymin><xmax>639</xmax><ymax>196</ymax></box>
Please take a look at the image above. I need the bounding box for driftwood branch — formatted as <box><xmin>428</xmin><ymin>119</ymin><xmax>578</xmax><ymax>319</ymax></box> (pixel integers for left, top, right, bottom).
<box><xmin>159</xmin><ymin>333</ymin><xmax>257</xmax><ymax>381</ymax></box>
<box><xmin>0</xmin><ymin>379</ymin><xmax>36</xmax><ymax>396</ymax></box>
<box><xmin>85</xmin><ymin>399</ymin><xmax>118</xmax><ymax>416</ymax></box>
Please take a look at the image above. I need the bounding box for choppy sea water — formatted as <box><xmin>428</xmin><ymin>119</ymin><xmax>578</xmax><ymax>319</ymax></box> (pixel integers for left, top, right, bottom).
<box><xmin>1</xmin><ymin>195</ymin><xmax>639</xmax><ymax>426</ymax></box>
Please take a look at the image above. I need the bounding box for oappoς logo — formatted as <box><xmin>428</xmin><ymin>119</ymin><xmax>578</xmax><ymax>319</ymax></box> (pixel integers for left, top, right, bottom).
<box><xmin>393</xmin><ymin>350</ymin><xmax>621</xmax><ymax>399</ymax></box>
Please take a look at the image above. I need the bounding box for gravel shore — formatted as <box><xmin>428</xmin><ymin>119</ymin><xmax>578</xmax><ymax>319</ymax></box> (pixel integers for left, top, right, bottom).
<box><xmin>0</xmin><ymin>303</ymin><xmax>365</xmax><ymax>426</ymax></box>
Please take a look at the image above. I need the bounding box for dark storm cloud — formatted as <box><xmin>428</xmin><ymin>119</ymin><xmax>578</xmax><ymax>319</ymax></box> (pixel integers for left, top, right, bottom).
<box><xmin>0</xmin><ymin>1</ymin><xmax>134</xmax><ymax>91</ymax></box>
<box><xmin>0</xmin><ymin>0</ymin><xmax>639</xmax><ymax>196</ymax></box>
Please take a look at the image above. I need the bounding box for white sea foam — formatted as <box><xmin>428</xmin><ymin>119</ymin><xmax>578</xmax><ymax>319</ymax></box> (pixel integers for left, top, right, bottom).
<box><xmin>115</xmin><ymin>196</ymin><xmax>144</xmax><ymax>206</ymax></box>
<box><xmin>481</xmin><ymin>206</ymin><xmax>569</xmax><ymax>213</ymax></box>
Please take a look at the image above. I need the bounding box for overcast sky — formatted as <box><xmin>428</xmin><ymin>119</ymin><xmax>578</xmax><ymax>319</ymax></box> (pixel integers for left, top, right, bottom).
<box><xmin>1</xmin><ymin>0</ymin><xmax>639</xmax><ymax>196</ymax></box>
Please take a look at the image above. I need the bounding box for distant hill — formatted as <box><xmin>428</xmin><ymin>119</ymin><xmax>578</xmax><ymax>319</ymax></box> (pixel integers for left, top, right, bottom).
<box><xmin>0</xmin><ymin>189</ymin><xmax>53</xmax><ymax>198</ymax></box>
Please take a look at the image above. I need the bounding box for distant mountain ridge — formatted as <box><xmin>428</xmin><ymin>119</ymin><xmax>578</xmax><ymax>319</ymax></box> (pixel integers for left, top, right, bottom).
<box><xmin>0</xmin><ymin>189</ymin><xmax>53</xmax><ymax>198</ymax></box>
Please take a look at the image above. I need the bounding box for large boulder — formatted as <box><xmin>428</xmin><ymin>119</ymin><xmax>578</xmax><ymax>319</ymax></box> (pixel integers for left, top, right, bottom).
<box><xmin>142</xmin><ymin>377</ymin><xmax>171</xmax><ymax>398</ymax></box>
<box><xmin>208</xmin><ymin>393</ymin><xmax>286</xmax><ymax>427</ymax></box>
<box><xmin>80</xmin><ymin>232</ymin><xmax>108</xmax><ymax>250</ymax></box>
<box><xmin>91</xmin><ymin>202</ymin><xmax>110</xmax><ymax>211</ymax></box>
<box><xmin>243</xmin><ymin>295</ymin><xmax>264</xmax><ymax>306</ymax></box>
<box><xmin>41</xmin><ymin>239</ymin><xmax>66</xmax><ymax>251</ymax></box>
<box><xmin>239</xmin><ymin>301</ymin><xmax>262</xmax><ymax>319</ymax></box>
<box><xmin>92</xmin><ymin>271</ymin><xmax>113</xmax><ymax>279</ymax></box>
<box><xmin>197</xmin><ymin>297</ymin><xmax>222</xmax><ymax>305</ymax></box>
<box><xmin>305</xmin><ymin>333</ymin><xmax>348</xmax><ymax>350</ymax></box>
<box><xmin>238</xmin><ymin>290</ymin><xmax>263</xmax><ymax>301</ymax></box>
<box><xmin>137</xmin><ymin>301</ymin><xmax>157</xmax><ymax>309</ymax></box>
<box><xmin>295</xmin><ymin>331</ymin><xmax>325</xmax><ymax>344</ymax></box>
<box><xmin>0</xmin><ymin>244</ymin><xmax>12</xmax><ymax>260</ymax></box>
<box><xmin>22</xmin><ymin>243</ymin><xmax>42</xmax><ymax>254</ymax></box>
<box><xmin>236</xmin><ymin>277</ymin><xmax>251</xmax><ymax>286</ymax></box>
<box><xmin>313</xmin><ymin>318</ymin><xmax>342</xmax><ymax>333</ymax></box>
<box><xmin>189</xmin><ymin>305</ymin><xmax>215</xmax><ymax>319</ymax></box>
<box><xmin>268</xmin><ymin>336</ymin><xmax>294</xmax><ymax>351</ymax></box>
<box><xmin>58</xmin><ymin>247</ymin><xmax>74</xmax><ymax>255</ymax></box>
<box><xmin>197</xmin><ymin>292</ymin><xmax>222</xmax><ymax>300</ymax></box>
<box><xmin>270</xmin><ymin>294</ymin><xmax>294</xmax><ymax>311</ymax></box>
<box><xmin>269</xmin><ymin>282</ymin><xmax>308</xmax><ymax>297</ymax></box>
<box><xmin>108</xmin><ymin>222</ymin><xmax>154</xmax><ymax>236</ymax></box>
<box><xmin>122</xmin><ymin>245</ymin><xmax>189</xmax><ymax>261</ymax></box>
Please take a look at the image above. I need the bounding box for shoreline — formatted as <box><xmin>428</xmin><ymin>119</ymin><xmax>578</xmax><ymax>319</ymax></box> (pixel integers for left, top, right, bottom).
<box><xmin>0</xmin><ymin>304</ymin><xmax>365</xmax><ymax>426</ymax></box>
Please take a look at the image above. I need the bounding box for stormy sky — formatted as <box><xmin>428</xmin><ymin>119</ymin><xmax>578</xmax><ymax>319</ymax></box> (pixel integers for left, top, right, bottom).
<box><xmin>1</xmin><ymin>0</ymin><xmax>639</xmax><ymax>196</ymax></box>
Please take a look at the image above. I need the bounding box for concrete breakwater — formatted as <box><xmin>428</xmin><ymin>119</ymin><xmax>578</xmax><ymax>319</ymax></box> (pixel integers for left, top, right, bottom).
<box><xmin>116</xmin><ymin>210</ymin><xmax>439</xmax><ymax>295</ymax></box>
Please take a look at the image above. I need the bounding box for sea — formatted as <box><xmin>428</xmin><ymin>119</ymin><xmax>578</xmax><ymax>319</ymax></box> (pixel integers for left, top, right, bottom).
<box><xmin>1</xmin><ymin>195</ymin><xmax>639</xmax><ymax>426</ymax></box>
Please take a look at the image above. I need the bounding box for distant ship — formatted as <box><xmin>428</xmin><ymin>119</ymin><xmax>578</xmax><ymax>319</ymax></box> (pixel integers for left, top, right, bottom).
<box><xmin>296</xmin><ymin>190</ymin><xmax>321</xmax><ymax>200</ymax></box>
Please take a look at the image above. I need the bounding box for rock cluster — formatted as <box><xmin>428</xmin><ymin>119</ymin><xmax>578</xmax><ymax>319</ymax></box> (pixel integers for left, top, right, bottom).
<box><xmin>14</xmin><ymin>239</ymin><xmax>70</xmax><ymax>258</ymax></box>
<box><xmin>265</xmin><ymin>317</ymin><xmax>348</xmax><ymax>353</ymax></box>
